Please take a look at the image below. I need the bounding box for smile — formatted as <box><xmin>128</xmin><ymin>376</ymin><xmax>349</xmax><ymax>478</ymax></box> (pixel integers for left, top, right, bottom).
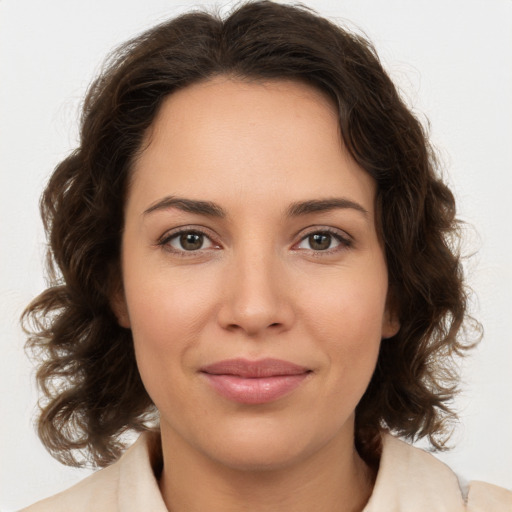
<box><xmin>200</xmin><ymin>358</ymin><xmax>312</xmax><ymax>404</ymax></box>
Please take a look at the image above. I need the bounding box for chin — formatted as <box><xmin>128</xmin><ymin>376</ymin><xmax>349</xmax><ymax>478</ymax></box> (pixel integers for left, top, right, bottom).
<box><xmin>209</xmin><ymin>441</ymin><xmax>308</xmax><ymax>473</ymax></box>
<box><xmin>198</xmin><ymin>418</ymin><xmax>334</xmax><ymax>473</ymax></box>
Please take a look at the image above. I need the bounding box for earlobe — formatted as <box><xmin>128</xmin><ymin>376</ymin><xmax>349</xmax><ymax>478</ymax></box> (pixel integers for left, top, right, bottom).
<box><xmin>382</xmin><ymin>311</ymin><xmax>400</xmax><ymax>339</ymax></box>
<box><xmin>110</xmin><ymin>288</ymin><xmax>131</xmax><ymax>329</ymax></box>
<box><xmin>382</xmin><ymin>293</ymin><xmax>400</xmax><ymax>339</ymax></box>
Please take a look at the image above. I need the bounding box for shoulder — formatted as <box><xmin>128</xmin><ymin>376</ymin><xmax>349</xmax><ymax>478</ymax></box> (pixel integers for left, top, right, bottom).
<box><xmin>19</xmin><ymin>462</ymin><xmax>121</xmax><ymax>512</ymax></box>
<box><xmin>363</xmin><ymin>433</ymin><xmax>512</xmax><ymax>512</ymax></box>
<box><xmin>19</xmin><ymin>432</ymin><xmax>167</xmax><ymax>512</ymax></box>
<box><xmin>466</xmin><ymin>480</ymin><xmax>512</xmax><ymax>512</ymax></box>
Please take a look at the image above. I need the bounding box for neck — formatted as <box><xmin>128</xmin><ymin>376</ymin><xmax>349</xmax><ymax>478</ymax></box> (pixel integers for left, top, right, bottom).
<box><xmin>158</xmin><ymin>427</ymin><xmax>375</xmax><ymax>512</ymax></box>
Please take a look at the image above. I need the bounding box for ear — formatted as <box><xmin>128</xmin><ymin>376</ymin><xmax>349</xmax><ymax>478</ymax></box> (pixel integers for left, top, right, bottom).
<box><xmin>381</xmin><ymin>293</ymin><xmax>400</xmax><ymax>339</ymax></box>
<box><xmin>110</xmin><ymin>285</ymin><xmax>131</xmax><ymax>329</ymax></box>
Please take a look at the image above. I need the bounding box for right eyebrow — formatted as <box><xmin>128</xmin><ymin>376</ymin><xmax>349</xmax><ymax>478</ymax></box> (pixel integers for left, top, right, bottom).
<box><xmin>143</xmin><ymin>196</ymin><xmax>226</xmax><ymax>218</ymax></box>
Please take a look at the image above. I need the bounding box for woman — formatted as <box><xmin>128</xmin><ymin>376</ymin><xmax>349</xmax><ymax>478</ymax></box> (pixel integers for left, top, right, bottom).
<box><xmin>19</xmin><ymin>1</ymin><xmax>511</xmax><ymax>510</ymax></box>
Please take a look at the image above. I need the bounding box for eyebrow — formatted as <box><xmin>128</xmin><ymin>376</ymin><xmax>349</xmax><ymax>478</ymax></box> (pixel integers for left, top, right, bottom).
<box><xmin>143</xmin><ymin>196</ymin><xmax>368</xmax><ymax>219</ymax></box>
<box><xmin>143</xmin><ymin>196</ymin><xmax>226</xmax><ymax>217</ymax></box>
<box><xmin>286</xmin><ymin>198</ymin><xmax>369</xmax><ymax>218</ymax></box>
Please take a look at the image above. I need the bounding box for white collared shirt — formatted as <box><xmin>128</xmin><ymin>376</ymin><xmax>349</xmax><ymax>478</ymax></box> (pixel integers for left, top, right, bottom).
<box><xmin>21</xmin><ymin>432</ymin><xmax>512</xmax><ymax>512</ymax></box>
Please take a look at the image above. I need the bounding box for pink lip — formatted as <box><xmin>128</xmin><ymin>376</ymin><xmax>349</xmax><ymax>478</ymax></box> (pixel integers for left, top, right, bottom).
<box><xmin>200</xmin><ymin>358</ymin><xmax>312</xmax><ymax>404</ymax></box>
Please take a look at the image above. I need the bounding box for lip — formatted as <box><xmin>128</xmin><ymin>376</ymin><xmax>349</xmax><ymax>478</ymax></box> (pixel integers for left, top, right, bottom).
<box><xmin>200</xmin><ymin>358</ymin><xmax>312</xmax><ymax>405</ymax></box>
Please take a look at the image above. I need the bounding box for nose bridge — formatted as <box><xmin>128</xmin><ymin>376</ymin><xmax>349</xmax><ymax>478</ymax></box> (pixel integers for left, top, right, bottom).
<box><xmin>218</xmin><ymin>238</ymin><xmax>292</xmax><ymax>335</ymax></box>
<box><xmin>237</xmin><ymin>245</ymin><xmax>277</xmax><ymax>303</ymax></box>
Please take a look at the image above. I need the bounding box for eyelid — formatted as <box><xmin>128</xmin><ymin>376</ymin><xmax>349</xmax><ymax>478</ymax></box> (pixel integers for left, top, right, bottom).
<box><xmin>292</xmin><ymin>226</ymin><xmax>353</xmax><ymax>252</ymax></box>
<box><xmin>157</xmin><ymin>225</ymin><xmax>222</xmax><ymax>253</ymax></box>
<box><xmin>156</xmin><ymin>224</ymin><xmax>353</xmax><ymax>255</ymax></box>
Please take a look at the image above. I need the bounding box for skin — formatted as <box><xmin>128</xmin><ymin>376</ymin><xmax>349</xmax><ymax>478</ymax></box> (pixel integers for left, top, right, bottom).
<box><xmin>114</xmin><ymin>77</ymin><xmax>399</xmax><ymax>512</ymax></box>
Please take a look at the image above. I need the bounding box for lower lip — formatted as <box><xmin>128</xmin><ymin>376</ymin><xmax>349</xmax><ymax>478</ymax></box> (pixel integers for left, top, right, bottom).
<box><xmin>202</xmin><ymin>373</ymin><xmax>310</xmax><ymax>404</ymax></box>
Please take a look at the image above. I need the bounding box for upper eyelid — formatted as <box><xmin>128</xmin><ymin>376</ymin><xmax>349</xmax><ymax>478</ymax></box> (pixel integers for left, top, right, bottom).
<box><xmin>158</xmin><ymin>225</ymin><xmax>219</xmax><ymax>244</ymax></box>
<box><xmin>157</xmin><ymin>228</ymin><xmax>221</xmax><ymax>257</ymax></box>
<box><xmin>294</xmin><ymin>225</ymin><xmax>353</xmax><ymax>242</ymax></box>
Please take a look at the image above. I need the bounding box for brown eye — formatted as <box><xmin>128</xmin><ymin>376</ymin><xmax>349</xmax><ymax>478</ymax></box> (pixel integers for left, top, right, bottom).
<box><xmin>308</xmin><ymin>233</ymin><xmax>332</xmax><ymax>251</ymax></box>
<box><xmin>164</xmin><ymin>230</ymin><xmax>215</xmax><ymax>252</ymax></box>
<box><xmin>296</xmin><ymin>230</ymin><xmax>350</xmax><ymax>253</ymax></box>
<box><xmin>179</xmin><ymin>233</ymin><xmax>204</xmax><ymax>251</ymax></box>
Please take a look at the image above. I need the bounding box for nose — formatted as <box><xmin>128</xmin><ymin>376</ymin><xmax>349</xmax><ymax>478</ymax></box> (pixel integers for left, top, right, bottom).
<box><xmin>216</xmin><ymin>249</ymin><xmax>295</xmax><ymax>337</ymax></box>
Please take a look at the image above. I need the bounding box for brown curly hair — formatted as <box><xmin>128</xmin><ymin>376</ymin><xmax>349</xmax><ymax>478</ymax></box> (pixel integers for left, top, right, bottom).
<box><xmin>23</xmin><ymin>0</ymin><xmax>478</xmax><ymax>468</ymax></box>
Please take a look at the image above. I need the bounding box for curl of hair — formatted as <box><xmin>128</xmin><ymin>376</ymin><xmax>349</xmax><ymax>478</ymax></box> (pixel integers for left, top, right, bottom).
<box><xmin>23</xmin><ymin>0</ymin><xmax>480</xmax><ymax>468</ymax></box>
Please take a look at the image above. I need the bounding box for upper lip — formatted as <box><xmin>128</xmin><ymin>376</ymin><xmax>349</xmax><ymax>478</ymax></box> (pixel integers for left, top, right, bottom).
<box><xmin>200</xmin><ymin>358</ymin><xmax>311</xmax><ymax>378</ymax></box>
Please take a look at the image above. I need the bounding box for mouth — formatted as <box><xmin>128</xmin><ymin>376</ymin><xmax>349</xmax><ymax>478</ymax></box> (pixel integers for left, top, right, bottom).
<box><xmin>200</xmin><ymin>358</ymin><xmax>312</xmax><ymax>404</ymax></box>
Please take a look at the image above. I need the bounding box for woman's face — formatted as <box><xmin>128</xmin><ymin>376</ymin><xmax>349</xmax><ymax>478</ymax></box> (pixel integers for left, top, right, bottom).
<box><xmin>116</xmin><ymin>78</ymin><xmax>399</xmax><ymax>471</ymax></box>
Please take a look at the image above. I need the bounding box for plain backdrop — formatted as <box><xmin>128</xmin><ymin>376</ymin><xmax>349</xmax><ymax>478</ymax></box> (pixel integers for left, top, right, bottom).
<box><xmin>1</xmin><ymin>0</ymin><xmax>511</xmax><ymax>509</ymax></box>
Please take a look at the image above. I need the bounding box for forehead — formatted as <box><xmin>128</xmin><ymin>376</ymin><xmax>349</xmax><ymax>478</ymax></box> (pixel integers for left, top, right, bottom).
<box><xmin>129</xmin><ymin>77</ymin><xmax>376</xmax><ymax>216</ymax></box>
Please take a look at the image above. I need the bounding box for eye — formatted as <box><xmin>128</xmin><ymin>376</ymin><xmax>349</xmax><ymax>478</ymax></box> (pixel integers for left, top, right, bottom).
<box><xmin>295</xmin><ymin>230</ymin><xmax>351</xmax><ymax>252</ymax></box>
<box><xmin>160</xmin><ymin>230</ymin><xmax>217</xmax><ymax>253</ymax></box>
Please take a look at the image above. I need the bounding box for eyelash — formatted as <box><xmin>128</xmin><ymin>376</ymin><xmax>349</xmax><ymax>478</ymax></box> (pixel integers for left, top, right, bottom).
<box><xmin>294</xmin><ymin>228</ymin><xmax>353</xmax><ymax>255</ymax></box>
<box><xmin>157</xmin><ymin>226</ymin><xmax>353</xmax><ymax>257</ymax></box>
<box><xmin>157</xmin><ymin>227</ymin><xmax>219</xmax><ymax>257</ymax></box>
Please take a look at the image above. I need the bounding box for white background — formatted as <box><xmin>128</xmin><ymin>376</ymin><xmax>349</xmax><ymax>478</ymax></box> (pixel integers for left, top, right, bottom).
<box><xmin>1</xmin><ymin>0</ymin><xmax>511</xmax><ymax>509</ymax></box>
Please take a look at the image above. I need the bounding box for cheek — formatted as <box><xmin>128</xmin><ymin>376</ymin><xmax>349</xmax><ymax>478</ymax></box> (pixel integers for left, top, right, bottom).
<box><xmin>299</xmin><ymin>263</ymin><xmax>387</xmax><ymax>383</ymax></box>
<box><xmin>122</xmin><ymin>263</ymin><xmax>224</xmax><ymax>384</ymax></box>
<box><xmin>301</xmin><ymin>265</ymin><xmax>388</xmax><ymax>342</ymax></box>
<box><xmin>124</xmin><ymin>257</ymin><xmax>217</xmax><ymax>332</ymax></box>
<box><xmin>124</xmin><ymin>276</ymin><xmax>204</xmax><ymax>411</ymax></box>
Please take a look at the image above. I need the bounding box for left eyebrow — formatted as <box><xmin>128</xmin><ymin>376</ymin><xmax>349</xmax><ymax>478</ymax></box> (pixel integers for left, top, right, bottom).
<box><xmin>286</xmin><ymin>198</ymin><xmax>369</xmax><ymax>218</ymax></box>
<box><xmin>143</xmin><ymin>196</ymin><xmax>226</xmax><ymax>218</ymax></box>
